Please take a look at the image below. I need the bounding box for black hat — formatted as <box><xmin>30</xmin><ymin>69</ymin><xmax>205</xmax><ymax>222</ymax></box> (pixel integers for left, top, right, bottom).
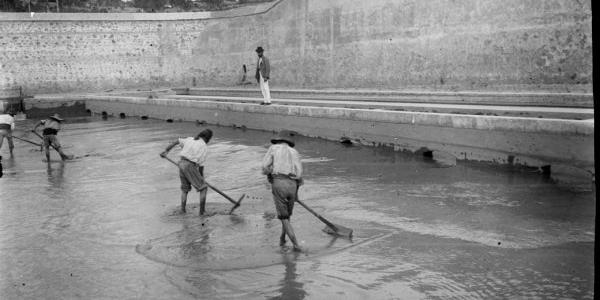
<box><xmin>255</xmin><ymin>46</ymin><xmax>264</xmax><ymax>53</ymax></box>
<box><xmin>49</xmin><ymin>113</ymin><xmax>64</xmax><ymax>122</ymax></box>
<box><xmin>271</xmin><ymin>130</ymin><xmax>297</xmax><ymax>148</ymax></box>
<box><xmin>197</xmin><ymin>129</ymin><xmax>213</xmax><ymax>142</ymax></box>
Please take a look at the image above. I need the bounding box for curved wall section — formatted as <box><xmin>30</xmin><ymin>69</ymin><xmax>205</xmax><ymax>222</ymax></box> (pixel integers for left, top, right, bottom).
<box><xmin>0</xmin><ymin>0</ymin><xmax>592</xmax><ymax>94</ymax></box>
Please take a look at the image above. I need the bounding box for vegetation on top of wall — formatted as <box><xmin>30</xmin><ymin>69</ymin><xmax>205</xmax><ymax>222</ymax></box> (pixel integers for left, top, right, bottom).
<box><xmin>0</xmin><ymin>0</ymin><xmax>274</xmax><ymax>13</ymax></box>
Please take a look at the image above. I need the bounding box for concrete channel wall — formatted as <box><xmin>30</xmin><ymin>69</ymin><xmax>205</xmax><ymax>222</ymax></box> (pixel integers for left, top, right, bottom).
<box><xmin>0</xmin><ymin>0</ymin><xmax>592</xmax><ymax>96</ymax></box>
<box><xmin>24</xmin><ymin>95</ymin><xmax>595</xmax><ymax>181</ymax></box>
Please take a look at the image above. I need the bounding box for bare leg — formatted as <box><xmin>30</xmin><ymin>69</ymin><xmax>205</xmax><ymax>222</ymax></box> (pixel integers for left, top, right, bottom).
<box><xmin>180</xmin><ymin>191</ymin><xmax>188</xmax><ymax>213</ymax></box>
<box><xmin>281</xmin><ymin>219</ymin><xmax>301</xmax><ymax>251</ymax></box>
<box><xmin>280</xmin><ymin>228</ymin><xmax>287</xmax><ymax>246</ymax></box>
<box><xmin>198</xmin><ymin>187</ymin><xmax>207</xmax><ymax>215</ymax></box>
<box><xmin>7</xmin><ymin>135</ymin><xmax>13</xmax><ymax>156</ymax></box>
<box><xmin>56</xmin><ymin>147</ymin><xmax>71</xmax><ymax>160</ymax></box>
<box><xmin>44</xmin><ymin>145</ymin><xmax>51</xmax><ymax>163</ymax></box>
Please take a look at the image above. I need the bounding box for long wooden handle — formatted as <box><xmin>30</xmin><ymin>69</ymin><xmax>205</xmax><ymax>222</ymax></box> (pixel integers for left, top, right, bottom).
<box><xmin>295</xmin><ymin>198</ymin><xmax>338</xmax><ymax>231</ymax></box>
<box><xmin>162</xmin><ymin>155</ymin><xmax>238</xmax><ymax>205</ymax></box>
<box><xmin>12</xmin><ymin>135</ymin><xmax>42</xmax><ymax>147</ymax></box>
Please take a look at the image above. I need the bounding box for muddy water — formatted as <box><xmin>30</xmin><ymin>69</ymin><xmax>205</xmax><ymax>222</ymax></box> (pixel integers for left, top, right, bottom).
<box><xmin>0</xmin><ymin>117</ymin><xmax>594</xmax><ymax>299</ymax></box>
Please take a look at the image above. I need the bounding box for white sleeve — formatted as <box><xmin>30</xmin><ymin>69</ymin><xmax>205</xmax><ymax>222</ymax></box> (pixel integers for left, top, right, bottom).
<box><xmin>178</xmin><ymin>138</ymin><xmax>187</xmax><ymax>147</ymax></box>
<box><xmin>292</xmin><ymin>150</ymin><xmax>303</xmax><ymax>178</ymax></box>
<box><xmin>262</xmin><ymin>147</ymin><xmax>274</xmax><ymax>175</ymax></box>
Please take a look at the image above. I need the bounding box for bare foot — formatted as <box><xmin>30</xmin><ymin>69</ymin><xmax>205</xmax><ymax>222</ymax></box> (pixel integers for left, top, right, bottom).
<box><xmin>292</xmin><ymin>245</ymin><xmax>303</xmax><ymax>252</ymax></box>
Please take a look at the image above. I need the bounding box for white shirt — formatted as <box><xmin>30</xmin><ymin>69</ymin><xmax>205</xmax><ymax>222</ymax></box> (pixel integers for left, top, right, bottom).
<box><xmin>262</xmin><ymin>143</ymin><xmax>302</xmax><ymax>179</ymax></box>
<box><xmin>178</xmin><ymin>137</ymin><xmax>208</xmax><ymax>166</ymax></box>
<box><xmin>0</xmin><ymin>114</ymin><xmax>15</xmax><ymax>130</ymax></box>
<box><xmin>41</xmin><ymin>118</ymin><xmax>61</xmax><ymax>130</ymax></box>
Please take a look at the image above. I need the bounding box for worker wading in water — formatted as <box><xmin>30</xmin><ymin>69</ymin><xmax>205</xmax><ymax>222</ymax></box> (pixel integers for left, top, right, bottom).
<box><xmin>161</xmin><ymin>129</ymin><xmax>213</xmax><ymax>215</ymax></box>
<box><xmin>32</xmin><ymin>113</ymin><xmax>73</xmax><ymax>162</ymax></box>
<box><xmin>262</xmin><ymin>130</ymin><xmax>304</xmax><ymax>252</ymax></box>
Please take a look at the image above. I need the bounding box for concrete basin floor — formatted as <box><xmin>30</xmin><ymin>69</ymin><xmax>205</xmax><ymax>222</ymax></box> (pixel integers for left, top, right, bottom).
<box><xmin>0</xmin><ymin>117</ymin><xmax>594</xmax><ymax>299</ymax></box>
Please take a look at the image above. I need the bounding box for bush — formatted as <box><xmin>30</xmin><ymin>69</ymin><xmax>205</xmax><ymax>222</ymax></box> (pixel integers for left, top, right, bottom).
<box><xmin>171</xmin><ymin>0</ymin><xmax>193</xmax><ymax>10</ymax></box>
<box><xmin>205</xmin><ymin>0</ymin><xmax>224</xmax><ymax>9</ymax></box>
<box><xmin>132</xmin><ymin>0</ymin><xmax>168</xmax><ymax>11</ymax></box>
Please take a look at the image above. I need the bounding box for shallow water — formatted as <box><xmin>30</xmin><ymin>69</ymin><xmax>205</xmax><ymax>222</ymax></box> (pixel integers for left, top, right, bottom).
<box><xmin>0</xmin><ymin>117</ymin><xmax>594</xmax><ymax>299</ymax></box>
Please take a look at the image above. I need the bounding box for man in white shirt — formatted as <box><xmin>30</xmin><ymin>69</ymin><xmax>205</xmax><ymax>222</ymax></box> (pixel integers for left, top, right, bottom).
<box><xmin>262</xmin><ymin>130</ymin><xmax>304</xmax><ymax>251</ymax></box>
<box><xmin>161</xmin><ymin>129</ymin><xmax>213</xmax><ymax>215</ymax></box>
<box><xmin>0</xmin><ymin>109</ymin><xmax>15</xmax><ymax>156</ymax></box>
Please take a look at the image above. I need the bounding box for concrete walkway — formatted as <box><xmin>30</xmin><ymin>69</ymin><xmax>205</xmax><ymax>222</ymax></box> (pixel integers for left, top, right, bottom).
<box><xmin>28</xmin><ymin>86</ymin><xmax>595</xmax><ymax>121</ymax></box>
<box><xmin>174</xmin><ymin>87</ymin><xmax>594</xmax><ymax>107</ymax></box>
<box><xmin>170</xmin><ymin>94</ymin><xmax>593</xmax><ymax>120</ymax></box>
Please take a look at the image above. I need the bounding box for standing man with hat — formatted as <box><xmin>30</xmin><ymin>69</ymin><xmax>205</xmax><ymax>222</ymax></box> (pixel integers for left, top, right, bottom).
<box><xmin>161</xmin><ymin>129</ymin><xmax>213</xmax><ymax>215</ymax></box>
<box><xmin>0</xmin><ymin>108</ymin><xmax>15</xmax><ymax>156</ymax></box>
<box><xmin>255</xmin><ymin>46</ymin><xmax>272</xmax><ymax>105</ymax></box>
<box><xmin>32</xmin><ymin>113</ymin><xmax>72</xmax><ymax>162</ymax></box>
<box><xmin>262</xmin><ymin>130</ymin><xmax>304</xmax><ymax>251</ymax></box>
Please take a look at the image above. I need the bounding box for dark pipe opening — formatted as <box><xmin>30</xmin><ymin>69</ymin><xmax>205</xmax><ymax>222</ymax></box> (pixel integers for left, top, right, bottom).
<box><xmin>339</xmin><ymin>137</ymin><xmax>353</xmax><ymax>145</ymax></box>
<box><xmin>541</xmin><ymin>165</ymin><xmax>551</xmax><ymax>175</ymax></box>
<box><xmin>507</xmin><ymin>155</ymin><xmax>515</xmax><ymax>165</ymax></box>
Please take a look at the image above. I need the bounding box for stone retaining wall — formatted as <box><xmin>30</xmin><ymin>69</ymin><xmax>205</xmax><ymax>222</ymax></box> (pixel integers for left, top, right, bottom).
<box><xmin>1</xmin><ymin>0</ymin><xmax>592</xmax><ymax>96</ymax></box>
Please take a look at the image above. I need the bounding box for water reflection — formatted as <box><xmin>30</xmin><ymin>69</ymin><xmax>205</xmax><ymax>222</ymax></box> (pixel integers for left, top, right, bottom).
<box><xmin>46</xmin><ymin>162</ymin><xmax>65</xmax><ymax>188</ymax></box>
<box><xmin>179</xmin><ymin>218</ymin><xmax>212</xmax><ymax>260</ymax></box>
<box><xmin>270</xmin><ymin>253</ymin><xmax>306</xmax><ymax>300</ymax></box>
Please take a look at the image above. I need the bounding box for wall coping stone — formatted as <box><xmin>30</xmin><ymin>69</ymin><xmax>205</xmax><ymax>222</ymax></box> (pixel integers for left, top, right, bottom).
<box><xmin>0</xmin><ymin>0</ymin><xmax>282</xmax><ymax>21</ymax></box>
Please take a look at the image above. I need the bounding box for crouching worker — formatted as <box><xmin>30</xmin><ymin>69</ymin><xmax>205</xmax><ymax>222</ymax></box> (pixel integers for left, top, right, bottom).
<box><xmin>161</xmin><ymin>129</ymin><xmax>213</xmax><ymax>215</ymax></box>
<box><xmin>32</xmin><ymin>113</ymin><xmax>72</xmax><ymax>162</ymax></box>
<box><xmin>262</xmin><ymin>130</ymin><xmax>304</xmax><ymax>252</ymax></box>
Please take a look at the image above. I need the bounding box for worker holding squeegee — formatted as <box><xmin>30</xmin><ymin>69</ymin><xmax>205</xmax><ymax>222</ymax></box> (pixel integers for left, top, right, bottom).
<box><xmin>161</xmin><ymin>129</ymin><xmax>213</xmax><ymax>215</ymax></box>
<box><xmin>262</xmin><ymin>130</ymin><xmax>304</xmax><ymax>252</ymax></box>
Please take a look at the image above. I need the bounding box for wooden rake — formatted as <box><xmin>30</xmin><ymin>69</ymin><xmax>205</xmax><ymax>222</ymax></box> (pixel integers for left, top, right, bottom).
<box><xmin>161</xmin><ymin>155</ymin><xmax>244</xmax><ymax>214</ymax></box>
<box><xmin>295</xmin><ymin>194</ymin><xmax>353</xmax><ymax>239</ymax></box>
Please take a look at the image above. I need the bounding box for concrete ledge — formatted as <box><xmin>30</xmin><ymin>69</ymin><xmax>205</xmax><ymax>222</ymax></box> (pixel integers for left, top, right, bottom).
<box><xmin>177</xmin><ymin>88</ymin><xmax>594</xmax><ymax>108</ymax></box>
<box><xmin>170</xmin><ymin>95</ymin><xmax>594</xmax><ymax>120</ymax></box>
<box><xmin>26</xmin><ymin>94</ymin><xmax>594</xmax><ymax>136</ymax></box>
<box><xmin>25</xmin><ymin>94</ymin><xmax>594</xmax><ymax>178</ymax></box>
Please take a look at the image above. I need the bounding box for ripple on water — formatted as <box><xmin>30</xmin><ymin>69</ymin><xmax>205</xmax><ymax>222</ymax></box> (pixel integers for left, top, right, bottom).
<box><xmin>136</xmin><ymin>213</ymin><xmax>388</xmax><ymax>271</ymax></box>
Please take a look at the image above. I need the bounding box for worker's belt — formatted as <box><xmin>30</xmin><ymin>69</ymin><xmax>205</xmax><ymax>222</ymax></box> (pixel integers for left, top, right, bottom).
<box><xmin>180</xmin><ymin>157</ymin><xmax>204</xmax><ymax>174</ymax></box>
<box><xmin>181</xmin><ymin>156</ymin><xmax>202</xmax><ymax>166</ymax></box>
<box><xmin>271</xmin><ymin>173</ymin><xmax>299</xmax><ymax>181</ymax></box>
<box><xmin>0</xmin><ymin>124</ymin><xmax>10</xmax><ymax>130</ymax></box>
<box><xmin>42</xmin><ymin>128</ymin><xmax>58</xmax><ymax>135</ymax></box>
